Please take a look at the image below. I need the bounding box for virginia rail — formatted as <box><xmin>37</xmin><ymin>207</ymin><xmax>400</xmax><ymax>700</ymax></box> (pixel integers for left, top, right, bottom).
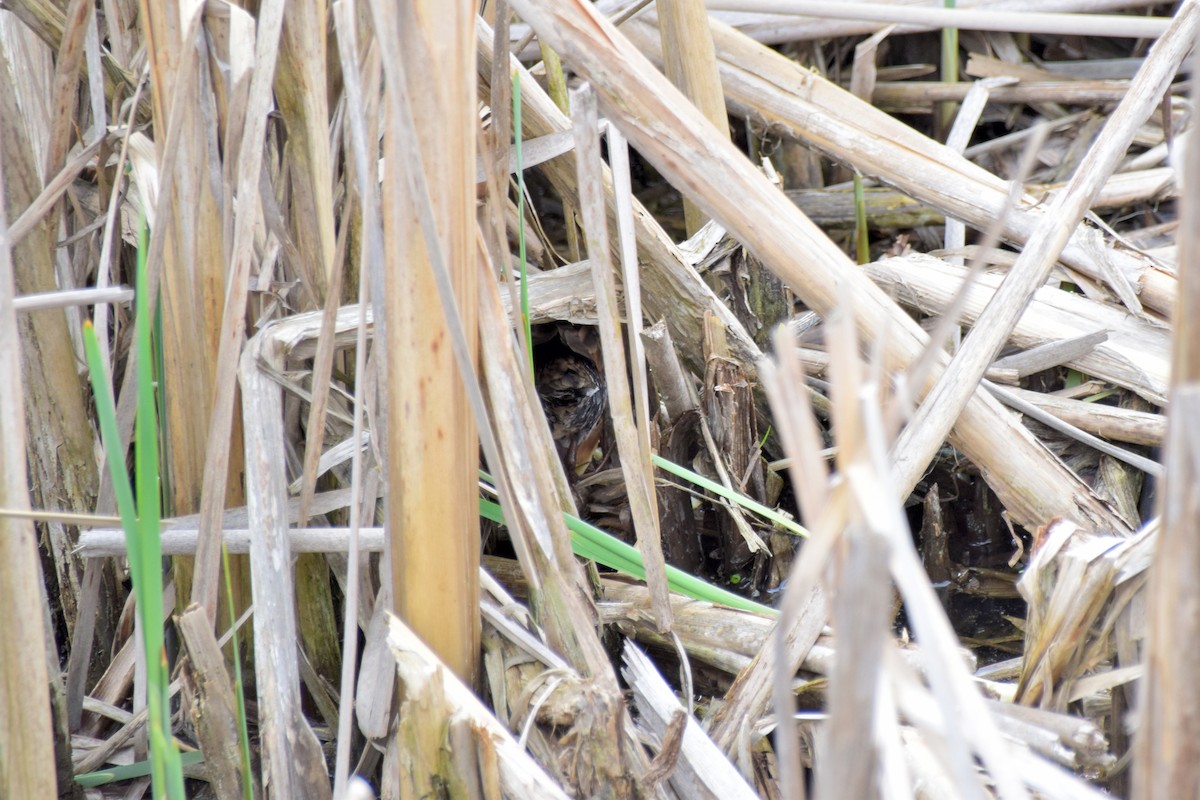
<box><xmin>535</xmin><ymin>348</ymin><xmax>606</xmax><ymax>474</ymax></box>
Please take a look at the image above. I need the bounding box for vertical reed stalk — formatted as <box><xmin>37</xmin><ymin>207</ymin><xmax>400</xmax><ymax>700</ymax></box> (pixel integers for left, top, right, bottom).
<box><xmin>379</xmin><ymin>0</ymin><xmax>480</xmax><ymax>687</ymax></box>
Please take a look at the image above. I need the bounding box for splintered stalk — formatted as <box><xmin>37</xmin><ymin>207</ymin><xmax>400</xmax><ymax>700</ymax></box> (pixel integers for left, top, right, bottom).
<box><xmin>514</xmin><ymin>70</ymin><xmax>534</xmax><ymax>376</ymax></box>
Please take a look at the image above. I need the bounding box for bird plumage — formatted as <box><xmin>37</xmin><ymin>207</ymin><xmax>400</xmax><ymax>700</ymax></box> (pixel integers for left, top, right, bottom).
<box><xmin>535</xmin><ymin>352</ymin><xmax>607</xmax><ymax>473</ymax></box>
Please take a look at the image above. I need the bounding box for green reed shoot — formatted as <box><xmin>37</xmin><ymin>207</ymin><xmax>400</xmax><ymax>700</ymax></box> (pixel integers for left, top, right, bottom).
<box><xmin>80</xmin><ymin>217</ymin><xmax>185</xmax><ymax>799</ymax></box>
<box><xmin>853</xmin><ymin>172</ymin><xmax>869</xmax><ymax>264</ymax></box>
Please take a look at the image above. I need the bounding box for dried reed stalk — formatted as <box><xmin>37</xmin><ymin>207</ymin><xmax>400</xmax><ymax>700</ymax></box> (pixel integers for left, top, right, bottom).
<box><xmin>240</xmin><ymin>326</ymin><xmax>331</xmax><ymax>799</ymax></box>
<box><xmin>1005</xmin><ymin>388</ymin><xmax>1165</xmax><ymax>447</ymax></box>
<box><xmin>621</xmin><ymin>644</ymin><xmax>758</xmax><ymax>798</ymax></box>
<box><xmin>374</xmin><ymin>0</ymin><xmax>481</xmax><ymax>688</ymax></box>
<box><xmin>387</xmin><ymin>614</ymin><xmax>573</xmax><ymax>799</ymax></box>
<box><xmin>189</xmin><ymin>0</ymin><xmax>278</xmax><ymax>623</ymax></box>
<box><xmin>756</xmin><ymin>317</ymin><xmax>1030</xmax><ymax>799</ymax></box>
<box><xmin>329</xmin><ymin>3</ymin><xmax>384</xmax><ymax>791</ymax></box>
<box><xmin>178</xmin><ymin>605</ymin><xmax>251</xmax><ymax>799</ymax></box>
<box><xmin>2</xmin><ymin>0</ymin><xmax>146</xmax><ymax>116</ymax></box>
<box><xmin>1134</xmin><ymin>29</ymin><xmax>1200</xmax><ymax>798</ymax></box>
<box><xmin>1</xmin><ymin>30</ymin><xmax>97</xmax><ymax>649</ymax></box>
<box><xmin>712</xmin><ymin>0</ymin><xmax>1169</xmax><ymax>43</ymax></box>
<box><xmin>275</xmin><ymin>2</ymin><xmax>337</xmax><ymax>304</ymax></box>
<box><xmin>657</xmin><ymin>0</ymin><xmax>729</xmax><ymax>234</ymax></box>
<box><xmin>785</xmin><ymin>167</ymin><xmax>1175</xmax><ymax>229</ymax></box>
<box><xmin>0</xmin><ymin>68</ymin><xmax>59</xmax><ymax>795</ymax></box>
<box><xmin>572</xmin><ymin>85</ymin><xmax>673</xmax><ymax>631</ymax></box>
<box><xmin>871</xmin><ymin>79</ymin><xmax>1132</xmax><ymax>109</ymax></box>
<box><xmin>866</xmin><ymin>254</ymin><xmax>1170</xmax><ymax>405</ymax></box>
<box><xmin>476</xmin><ymin>239</ymin><xmax>648</xmax><ymax>794</ymax></box>
<box><xmin>291</xmin><ymin>129</ymin><xmax>357</xmax><ymax>698</ymax></box>
<box><xmin>1017</xmin><ymin>521</ymin><xmax>1152</xmax><ymax>710</ymax></box>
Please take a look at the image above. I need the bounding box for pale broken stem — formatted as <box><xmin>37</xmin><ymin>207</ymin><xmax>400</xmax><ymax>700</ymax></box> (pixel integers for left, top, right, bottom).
<box><xmin>385</xmin><ymin>614</ymin><xmax>572</xmax><ymax>799</ymax></box>
<box><xmin>705</xmin><ymin>0</ymin><xmax>1171</xmax><ymax>39</ymax></box>
<box><xmin>330</xmin><ymin>2</ymin><xmax>377</xmax><ymax>793</ymax></box>
<box><xmin>856</xmin><ymin>400</ymin><xmax>1030</xmax><ymax>800</ymax></box>
<box><xmin>764</xmin><ymin>332</ymin><xmax>829</xmax><ymax>523</ymax></box>
<box><xmin>571</xmin><ymin>84</ymin><xmax>672</xmax><ymax>632</ymax></box>
<box><xmin>943</xmin><ymin>77</ymin><xmax>1019</xmax><ymax>267</ymax></box>
<box><xmin>606</xmin><ymin>124</ymin><xmax>658</xmax><ymax>497</ymax></box>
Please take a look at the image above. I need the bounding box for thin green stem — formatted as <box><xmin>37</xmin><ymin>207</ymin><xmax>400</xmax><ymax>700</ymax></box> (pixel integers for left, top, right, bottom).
<box><xmin>652</xmin><ymin>454</ymin><xmax>809</xmax><ymax>539</ymax></box>
<box><xmin>939</xmin><ymin>0</ymin><xmax>960</xmax><ymax>137</ymax></box>
<box><xmin>853</xmin><ymin>172</ymin><xmax>869</xmax><ymax>264</ymax></box>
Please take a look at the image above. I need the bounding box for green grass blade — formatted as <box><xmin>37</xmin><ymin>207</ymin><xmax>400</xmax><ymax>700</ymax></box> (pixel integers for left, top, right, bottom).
<box><xmin>75</xmin><ymin>750</ymin><xmax>205</xmax><ymax>789</ymax></box>
<box><xmin>853</xmin><ymin>172</ymin><xmax>869</xmax><ymax>264</ymax></box>
<box><xmin>82</xmin><ymin>320</ymin><xmax>182</xmax><ymax>798</ymax></box>
<box><xmin>939</xmin><ymin>0</ymin><xmax>960</xmax><ymax>135</ymax></box>
<box><xmin>222</xmin><ymin>542</ymin><xmax>255</xmax><ymax>800</ymax></box>
<box><xmin>80</xmin><ymin>321</ymin><xmax>142</xmax><ymax>585</ymax></box>
<box><xmin>132</xmin><ymin>218</ymin><xmax>183</xmax><ymax>799</ymax></box>
<box><xmin>478</xmin><ymin>497</ymin><xmax>774</xmax><ymax>615</ymax></box>
<box><xmin>153</xmin><ymin>278</ymin><xmax>173</xmax><ymax>515</ymax></box>
<box><xmin>135</xmin><ymin>216</ymin><xmax>162</xmax><ymax>571</ymax></box>
<box><xmin>651</xmin><ymin>454</ymin><xmax>809</xmax><ymax>539</ymax></box>
<box><xmin>81</xmin><ymin>317</ymin><xmax>171</xmax><ymax>796</ymax></box>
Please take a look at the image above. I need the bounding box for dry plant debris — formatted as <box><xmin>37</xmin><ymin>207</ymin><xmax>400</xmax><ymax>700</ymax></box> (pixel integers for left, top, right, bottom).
<box><xmin>2</xmin><ymin>0</ymin><xmax>1197</xmax><ymax>798</ymax></box>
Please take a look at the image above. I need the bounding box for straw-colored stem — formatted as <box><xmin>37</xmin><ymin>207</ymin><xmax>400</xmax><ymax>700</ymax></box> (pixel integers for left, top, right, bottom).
<box><xmin>657</xmin><ymin>0</ymin><xmax>729</xmax><ymax>234</ymax></box>
<box><xmin>1134</xmin><ymin>11</ymin><xmax>1200</xmax><ymax>795</ymax></box>
<box><xmin>378</xmin><ymin>0</ymin><xmax>480</xmax><ymax>688</ymax></box>
<box><xmin>572</xmin><ymin>85</ymin><xmax>672</xmax><ymax>630</ymax></box>
<box><xmin>0</xmin><ymin>82</ymin><xmax>59</xmax><ymax>798</ymax></box>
